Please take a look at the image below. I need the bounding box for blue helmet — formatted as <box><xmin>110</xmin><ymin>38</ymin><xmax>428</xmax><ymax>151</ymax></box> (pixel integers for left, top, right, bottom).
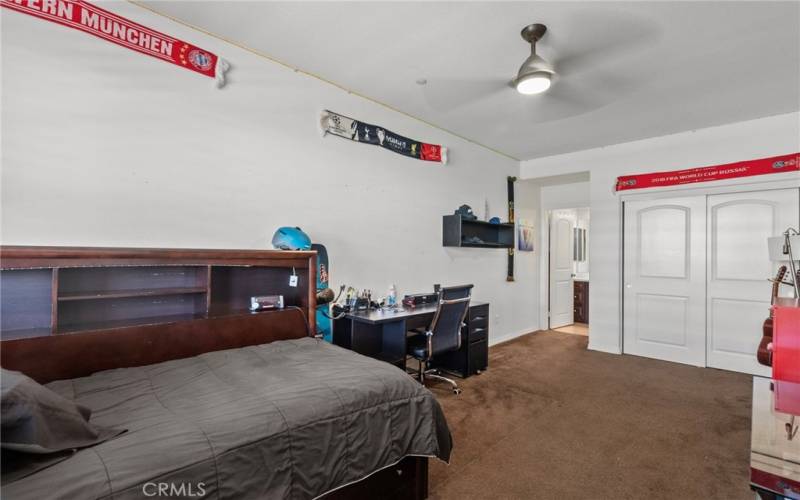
<box><xmin>272</xmin><ymin>227</ymin><xmax>311</xmax><ymax>251</ymax></box>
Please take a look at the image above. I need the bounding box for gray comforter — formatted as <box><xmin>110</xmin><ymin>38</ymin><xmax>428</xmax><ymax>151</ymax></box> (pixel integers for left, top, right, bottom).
<box><xmin>3</xmin><ymin>338</ymin><xmax>452</xmax><ymax>499</ymax></box>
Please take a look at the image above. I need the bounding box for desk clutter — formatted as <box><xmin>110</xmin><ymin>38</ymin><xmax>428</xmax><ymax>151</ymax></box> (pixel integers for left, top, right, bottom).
<box><xmin>331</xmin><ymin>284</ymin><xmax>489</xmax><ymax>382</ymax></box>
<box><xmin>329</xmin><ymin>285</ymin><xmax>440</xmax><ymax>317</ymax></box>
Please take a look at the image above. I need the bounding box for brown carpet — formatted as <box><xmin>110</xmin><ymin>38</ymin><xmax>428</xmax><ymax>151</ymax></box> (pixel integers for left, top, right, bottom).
<box><xmin>426</xmin><ymin>330</ymin><xmax>753</xmax><ymax>500</ymax></box>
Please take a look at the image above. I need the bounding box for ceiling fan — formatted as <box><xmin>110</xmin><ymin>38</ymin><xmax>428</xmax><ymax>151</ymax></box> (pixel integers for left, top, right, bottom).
<box><xmin>418</xmin><ymin>15</ymin><xmax>658</xmax><ymax>121</ymax></box>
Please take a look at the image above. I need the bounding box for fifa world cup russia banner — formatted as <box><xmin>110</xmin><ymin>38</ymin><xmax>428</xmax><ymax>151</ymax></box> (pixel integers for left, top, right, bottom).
<box><xmin>1</xmin><ymin>0</ymin><xmax>229</xmax><ymax>87</ymax></box>
<box><xmin>615</xmin><ymin>153</ymin><xmax>799</xmax><ymax>191</ymax></box>
<box><xmin>320</xmin><ymin>110</ymin><xmax>448</xmax><ymax>164</ymax></box>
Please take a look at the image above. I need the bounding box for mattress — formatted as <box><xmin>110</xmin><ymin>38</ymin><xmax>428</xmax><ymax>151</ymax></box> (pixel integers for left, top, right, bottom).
<box><xmin>3</xmin><ymin>338</ymin><xmax>452</xmax><ymax>499</ymax></box>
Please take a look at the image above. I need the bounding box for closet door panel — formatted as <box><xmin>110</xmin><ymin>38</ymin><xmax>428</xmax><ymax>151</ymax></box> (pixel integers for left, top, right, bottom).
<box><xmin>706</xmin><ymin>188</ymin><xmax>799</xmax><ymax>375</ymax></box>
<box><xmin>623</xmin><ymin>197</ymin><xmax>706</xmax><ymax>366</ymax></box>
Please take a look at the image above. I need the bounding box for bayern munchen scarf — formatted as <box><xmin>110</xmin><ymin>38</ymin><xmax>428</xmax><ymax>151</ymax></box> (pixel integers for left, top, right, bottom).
<box><xmin>2</xmin><ymin>0</ymin><xmax>230</xmax><ymax>87</ymax></box>
<box><xmin>320</xmin><ymin>110</ymin><xmax>447</xmax><ymax>164</ymax></box>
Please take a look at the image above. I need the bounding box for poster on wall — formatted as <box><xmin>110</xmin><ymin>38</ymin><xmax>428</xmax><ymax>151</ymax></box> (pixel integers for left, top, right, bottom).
<box><xmin>1</xmin><ymin>0</ymin><xmax>230</xmax><ymax>87</ymax></box>
<box><xmin>320</xmin><ymin>110</ymin><xmax>448</xmax><ymax>164</ymax></box>
<box><xmin>517</xmin><ymin>219</ymin><xmax>534</xmax><ymax>252</ymax></box>
<box><xmin>615</xmin><ymin>153</ymin><xmax>799</xmax><ymax>191</ymax></box>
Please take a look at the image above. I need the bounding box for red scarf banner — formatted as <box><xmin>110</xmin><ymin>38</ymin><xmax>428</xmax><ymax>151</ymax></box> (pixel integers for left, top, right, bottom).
<box><xmin>1</xmin><ymin>0</ymin><xmax>229</xmax><ymax>87</ymax></box>
<box><xmin>615</xmin><ymin>153</ymin><xmax>799</xmax><ymax>191</ymax></box>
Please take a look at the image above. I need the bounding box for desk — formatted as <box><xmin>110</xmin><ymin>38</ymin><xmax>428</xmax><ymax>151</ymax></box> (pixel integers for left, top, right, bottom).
<box><xmin>333</xmin><ymin>302</ymin><xmax>489</xmax><ymax>377</ymax></box>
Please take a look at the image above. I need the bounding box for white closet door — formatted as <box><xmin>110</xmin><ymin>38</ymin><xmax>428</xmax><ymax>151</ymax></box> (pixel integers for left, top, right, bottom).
<box><xmin>706</xmin><ymin>188</ymin><xmax>799</xmax><ymax>375</ymax></box>
<box><xmin>623</xmin><ymin>197</ymin><xmax>707</xmax><ymax>366</ymax></box>
<box><xmin>549</xmin><ymin>211</ymin><xmax>574</xmax><ymax>329</ymax></box>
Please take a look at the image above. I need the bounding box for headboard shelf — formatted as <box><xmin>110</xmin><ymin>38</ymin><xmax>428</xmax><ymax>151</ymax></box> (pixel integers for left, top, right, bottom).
<box><xmin>57</xmin><ymin>286</ymin><xmax>209</xmax><ymax>301</ymax></box>
<box><xmin>55</xmin><ymin>312</ymin><xmax>207</xmax><ymax>335</ymax></box>
<box><xmin>1</xmin><ymin>246</ymin><xmax>317</xmax><ymax>382</ymax></box>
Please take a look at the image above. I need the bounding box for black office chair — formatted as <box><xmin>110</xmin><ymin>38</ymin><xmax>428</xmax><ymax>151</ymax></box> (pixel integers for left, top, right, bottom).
<box><xmin>407</xmin><ymin>284</ymin><xmax>473</xmax><ymax>395</ymax></box>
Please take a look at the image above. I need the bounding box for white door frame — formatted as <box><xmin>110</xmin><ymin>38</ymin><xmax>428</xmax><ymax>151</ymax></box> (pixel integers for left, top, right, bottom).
<box><xmin>542</xmin><ymin>207</ymin><xmax>589</xmax><ymax>330</ymax></box>
<box><xmin>619</xmin><ymin>177</ymin><xmax>800</xmax><ymax>360</ymax></box>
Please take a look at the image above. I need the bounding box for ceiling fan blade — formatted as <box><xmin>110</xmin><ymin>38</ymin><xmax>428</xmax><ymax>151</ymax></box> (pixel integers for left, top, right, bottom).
<box><xmin>548</xmin><ymin>10</ymin><xmax>662</xmax><ymax>77</ymax></box>
<box><xmin>523</xmin><ymin>74</ymin><xmax>639</xmax><ymax>123</ymax></box>
<box><xmin>420</xmin><ymin>77</ymin><xmax>510</xmax><ymax>112</ymax></box>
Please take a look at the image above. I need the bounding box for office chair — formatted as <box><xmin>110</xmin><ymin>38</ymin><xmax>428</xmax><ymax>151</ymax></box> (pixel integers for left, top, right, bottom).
<box><xmin>407</xmin><ymin>284</ymin><xmax>473</xmax><ymax>395</ymax></box>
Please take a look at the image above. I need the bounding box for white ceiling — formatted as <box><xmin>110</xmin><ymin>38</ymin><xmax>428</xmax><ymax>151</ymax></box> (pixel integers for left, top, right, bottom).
<box><xmin>143</xmin><ymin>1</ymin><xmax>800</xmax><ymax>160</ymax></box>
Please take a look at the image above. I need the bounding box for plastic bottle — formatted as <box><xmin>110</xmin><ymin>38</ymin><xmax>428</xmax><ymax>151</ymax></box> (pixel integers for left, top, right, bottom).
<box><xmin>387</xmin><ymin>284</ymin><xmax>397</xmax><ymax>306</ymax></box>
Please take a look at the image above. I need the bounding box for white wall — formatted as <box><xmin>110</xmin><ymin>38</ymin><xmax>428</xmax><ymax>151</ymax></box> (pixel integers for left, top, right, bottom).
<box><xmin>0</xmin><ymin>3</ymin><xmax>540</xmax><ymax>344</ymax></box>
<box><xmin>521</xmin><ymin>112</ymin><xmax>800</xmax><ymax>353</ymax></box>
<box><xmin>512</xmin><ymin>180</ymin><xmax>542</xmax><ymax>342</ymax></box>
<box><xmin>540</xmin><ymin>182</ymin><xmax>590</xmax><ymax>211</ymax></box>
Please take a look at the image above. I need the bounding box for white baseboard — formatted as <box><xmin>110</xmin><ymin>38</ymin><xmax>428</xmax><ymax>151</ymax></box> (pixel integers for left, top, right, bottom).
<box><xmin>587</xmin><ymin>340</ymin><xmax>622</xmax><ymax>355</ymax></box>
<box><xmin>488</xmin><ymin>328</ymin><xmax>542</xmax><ymax>347</ymax></box>
<box><xmin>488</xmin><ymin>328</ymin><xmax>624</xmax><ymax>356</ymax></box>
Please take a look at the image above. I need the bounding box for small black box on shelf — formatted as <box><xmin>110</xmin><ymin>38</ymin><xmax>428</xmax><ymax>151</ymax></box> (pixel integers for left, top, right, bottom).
<box><xmin>402</xmin><ymin>293</ymin><xmax>439</xmax><ymax>307</ymax></box>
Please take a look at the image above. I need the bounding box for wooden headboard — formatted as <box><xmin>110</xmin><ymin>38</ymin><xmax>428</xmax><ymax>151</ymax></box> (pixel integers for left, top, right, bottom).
<box><xmin>0</xmin><ymin>246</ymin><xmax>316</xmax><ymax>383</ymax></box>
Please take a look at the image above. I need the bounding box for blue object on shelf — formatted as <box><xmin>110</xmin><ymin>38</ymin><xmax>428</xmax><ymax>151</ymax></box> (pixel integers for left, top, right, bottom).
<box><xmin>272</xmin><ymin>227</ymin><xmax>312</xmax><ymax>250</ymax></box>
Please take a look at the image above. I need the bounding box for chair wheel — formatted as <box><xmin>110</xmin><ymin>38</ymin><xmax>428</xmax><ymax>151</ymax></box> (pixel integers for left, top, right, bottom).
<box><xmin>453</xmin><ymin>388</ymin><xmax>462</xmax><ymax>395</ymax></box>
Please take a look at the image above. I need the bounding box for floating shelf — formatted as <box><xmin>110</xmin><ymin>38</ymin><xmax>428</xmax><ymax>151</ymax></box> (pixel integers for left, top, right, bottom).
<box><xmin>442</xmin><ymin>215</ymin><xmax>514</xmax><ymax>248</ymax></box>
<box><xmin>459</xmin><ymin>241</ymin><xmax>511</xmax><ymax>248</ymax></box>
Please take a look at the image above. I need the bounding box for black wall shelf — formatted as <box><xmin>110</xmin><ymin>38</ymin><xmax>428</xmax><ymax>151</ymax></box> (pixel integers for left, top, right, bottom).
<box><xmin>442</xmin><ymin>215</ymin><xmax>514</xmax><ymax>248</ymax></box>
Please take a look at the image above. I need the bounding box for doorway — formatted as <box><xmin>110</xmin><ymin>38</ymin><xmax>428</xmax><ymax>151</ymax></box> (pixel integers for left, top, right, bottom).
<box><xmin>548</xmin><ymin>207</ymin><xmax>590</xmax><ymax>336</ymax></box>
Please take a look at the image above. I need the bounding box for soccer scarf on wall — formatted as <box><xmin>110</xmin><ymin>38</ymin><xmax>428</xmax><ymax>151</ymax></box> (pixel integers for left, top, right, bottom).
<box><xmin>320</xmin><ymin>110</ymin><xmax>448</xmax><ymax>164</ymax></box>
<box><xmin>2</xmin><ymin>0</ymin><xmax>230</xmax><ymax>87</ymax></box>
<box><xmin>615</xmin><ymin>153</ymin><xmax>799</xmax><ymax>191</ymax></box>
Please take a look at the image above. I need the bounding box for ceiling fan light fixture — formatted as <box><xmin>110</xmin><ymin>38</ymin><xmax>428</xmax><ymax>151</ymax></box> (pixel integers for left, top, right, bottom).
<box><xmin>515</xmin><ymin>72</ymin><xmax>552</xmax><ymax>95</ymax></box>
<box><xmin>514</xmin><ymin>23</ymin><xmax>555</xmax><ymax>95</ymax></box>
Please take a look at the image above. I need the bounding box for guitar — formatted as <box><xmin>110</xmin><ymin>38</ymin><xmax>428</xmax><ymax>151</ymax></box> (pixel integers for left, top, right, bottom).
<box><xmin>757</xmin><ymin>265</ymin><xmax>788</xmax><ymax>366</ymax></box>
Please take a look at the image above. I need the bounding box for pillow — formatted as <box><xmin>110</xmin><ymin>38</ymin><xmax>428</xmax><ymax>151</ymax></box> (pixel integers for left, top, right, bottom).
<box><xmin>1</xmin><ymin>369</ymin><xmax>125</xmax><ymax>483</ymax></box>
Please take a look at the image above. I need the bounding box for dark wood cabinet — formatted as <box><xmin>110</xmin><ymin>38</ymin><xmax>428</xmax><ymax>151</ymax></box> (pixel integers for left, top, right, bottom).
<box><xmin>0</xmin><ymin>247</ymin><xmax>316</xmax><ymax>341</ymax></box>
<box><xmin>0</xmin><ymin>246</ymin><xmax>317</xmax><ymax>384</ymax></box>
<box><xmin>574</xmin><ymin>280</ymin><xmax>589</xmax><ymax>324</ymax></box>
<box><xmin>430</xmin><ymin>303</ymin><xmax>489</xmax><ymax>377</ymax></box>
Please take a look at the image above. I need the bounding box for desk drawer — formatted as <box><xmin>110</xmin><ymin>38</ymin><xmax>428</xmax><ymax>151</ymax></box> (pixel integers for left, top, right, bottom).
<box><xmin>470</xmin><ymin>315</ymin><xmax>488</xmax><ymax>331</ymax></box>
<box><xmin>468</xmin><ymin>340</ymin><xmax>488</xmax><ymax>375</ymax></box>
<box><xmin>470</xmin><ymin>305</ymin><xmax>489</xmax><ymax>325</ymax></box>
<box><xmin>470</xmin><ymin>325</ymin><xmax>488</xmax><ymax>343</ymax></box>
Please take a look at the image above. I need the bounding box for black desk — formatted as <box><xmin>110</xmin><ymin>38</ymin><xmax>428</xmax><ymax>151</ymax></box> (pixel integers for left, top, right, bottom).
<box><xmin>333</xmin><ymin>302</ymin><xmax>489</xmax><ymax>377</ymax></box>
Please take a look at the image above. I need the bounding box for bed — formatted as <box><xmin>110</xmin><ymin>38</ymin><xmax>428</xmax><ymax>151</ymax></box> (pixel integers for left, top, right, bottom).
<box><xmin>0</xmin><ymin>247</ymin><xmax>452</xmax><ymax>500</ymax></box>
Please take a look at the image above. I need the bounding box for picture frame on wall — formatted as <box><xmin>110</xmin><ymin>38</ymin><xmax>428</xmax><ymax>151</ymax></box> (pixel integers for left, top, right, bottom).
<box><xmin>518</xmin><ymin>219</ymin><xmax>534</xmax><ymax>252</ymax></box>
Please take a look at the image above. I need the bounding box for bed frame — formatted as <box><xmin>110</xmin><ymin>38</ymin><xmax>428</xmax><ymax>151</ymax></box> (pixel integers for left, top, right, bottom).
<box><xmin>0</xmin><ymin>246</ymin><xmax>429</xmax><ymax>500</ymax></box>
